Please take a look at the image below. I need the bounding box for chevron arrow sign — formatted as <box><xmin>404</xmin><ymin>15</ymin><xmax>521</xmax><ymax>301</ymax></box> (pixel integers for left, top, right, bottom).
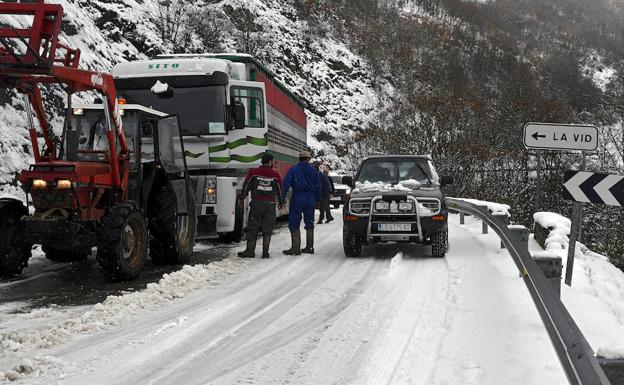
<box><xmin>563</xmin><ymin>171</ymin><xmax>624</xmax><ymax>206</ymax></box>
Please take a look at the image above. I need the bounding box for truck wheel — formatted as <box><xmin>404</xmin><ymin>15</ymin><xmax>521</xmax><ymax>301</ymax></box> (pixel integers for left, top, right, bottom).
<box><xmin>343</xmin><ymin>227</ymin><xmax>362</xmax><ymax>258</ymax></box>
<box><xmin>431</xmin><ymin>229</ymin><xmax>448</xmax><ymax>258</ymax></box>
<box><xmin>43</xmin><ymin>245</ymin><xmax>91</xmax><ymax>262</ymax></box>
<box><xmin>0</xmin><ymin>203</ymin><xmax>30</xmax><ymax>278</ymax></box>
<box><xmin>96</xmin><ymin>204</ymin><xmax>147</xmax><ymax>282</ymax></box>
<box><xmin>221</xmin><ymin>201</ymin><xmax>244</xmax><ymax>243</ymax></box>
<box><xmin>149</xmin><ymin>186</ymin><xmax>197</xmax><ymax>265</ymax></box>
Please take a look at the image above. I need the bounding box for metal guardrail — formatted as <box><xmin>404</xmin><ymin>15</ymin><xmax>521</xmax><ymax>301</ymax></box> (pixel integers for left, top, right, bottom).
<box><xmin>446</xmin><ymin>197</ymin><xmax>611</xmax><ymax>385</ymax></box>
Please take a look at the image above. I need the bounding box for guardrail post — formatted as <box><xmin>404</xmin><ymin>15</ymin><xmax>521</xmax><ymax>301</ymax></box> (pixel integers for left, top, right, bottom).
<box><xmin>509</xmin><ymin>225</ymin><xmax>530</xmax><ymax>253</ymax></box>
<box><xmin>532</xmin><ymin>252</ymin><xmax>562</xmax><ymax>298</ymax></box>
<box><xmin>482</xmin><ymin>220</ymin><xmax>488</xmax><ymax>234</ymax></box>
<box><xmin>599</xmin><ymin>358</ymin><xmax>624</xmax><ymax>385</ymax></box>
<box><xmin>460</xmin><ymin>212</ymin><xmax>465</xmax><ymax>224</ymax></box>
<box><xmin>492</xmin><ymin>213</ymin><xmax>510</xmax><ymax>248</ymax></box>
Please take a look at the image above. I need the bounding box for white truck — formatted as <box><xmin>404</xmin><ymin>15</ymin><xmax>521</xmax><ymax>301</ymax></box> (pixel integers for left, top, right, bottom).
<box><xmin>107</xmin><ymin>54</ymin><xmax>308</xmax><ymax>240</ymax></box>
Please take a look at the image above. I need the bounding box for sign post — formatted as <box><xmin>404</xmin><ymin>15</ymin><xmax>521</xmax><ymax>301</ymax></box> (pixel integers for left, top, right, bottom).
<box><xmin>564</xmin><ymin>152</ymin><xmax>586</xmax><ymax>286</ymax></box>
<box><xmin>524</xmin><ymin>122</ymin><xmax>598</xmax><ymax>286</ymax></box>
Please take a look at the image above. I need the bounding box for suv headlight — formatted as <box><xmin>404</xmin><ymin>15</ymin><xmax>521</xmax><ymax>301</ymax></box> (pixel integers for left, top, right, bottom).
<box><xmin>204</xmin><ymin>178</ymin><xmax>217</xmax><ymax>204</ymax></box>
<box><xmin>398</xmin><ymin>202</ymin><xmax>413</xmax><ymax>211</ymax></box>
<box><xmin>375</xmin><ymin>201</ymin><xmax>390</xmax><ymax>211</ymax></box>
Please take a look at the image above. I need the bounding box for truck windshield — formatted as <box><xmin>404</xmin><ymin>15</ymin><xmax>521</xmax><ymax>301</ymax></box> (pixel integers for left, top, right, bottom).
<box><xmin>116</xmin><ymin>77</ymin><xmax>226</xmax><ymax>136</ymax></box>
<box><xmin>356</xmin><ymin>159</ymin><xmax>434</xmax><ymax>187</ymax></box>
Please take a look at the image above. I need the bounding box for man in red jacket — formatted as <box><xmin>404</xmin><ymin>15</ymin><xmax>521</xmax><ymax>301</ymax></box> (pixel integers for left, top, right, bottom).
<box><xmin>237</xmin><ymin>153</ymin><xmax>285</xmax><ymax>258</ymax></box>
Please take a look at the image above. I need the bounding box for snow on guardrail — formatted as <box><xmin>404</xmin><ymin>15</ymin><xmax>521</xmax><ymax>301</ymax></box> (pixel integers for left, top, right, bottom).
<box><xmin>452</xmin><ymin>198</ymin><xmax>511</xmax><ymax>217</ymax></box>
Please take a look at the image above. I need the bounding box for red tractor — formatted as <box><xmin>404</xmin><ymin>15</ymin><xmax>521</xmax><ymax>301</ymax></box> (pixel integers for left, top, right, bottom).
<box><xmin>0</xmin><ymin>1</ymin><xmax>196</xmax><ymax>281</ymax></box>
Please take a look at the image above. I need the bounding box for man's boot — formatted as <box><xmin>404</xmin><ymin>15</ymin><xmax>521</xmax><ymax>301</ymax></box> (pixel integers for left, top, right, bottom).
<box><xmin>262</xmin><ymin>234</ymin><xmax>271</xmax><ymax>258</ymax></box>
<box><xmin>237</xmin><ymin>237</ymin><xmax>257</xmax><ymax>258</ymax></box>
<box><xmin>302</xmin><ymin>230</ymin><xmax>314</xmax><ymax>254</ymax></box>
<box><xmin>283</xmin><ymin>230</ymin><xmax>301</xmax><ymax>255</ymax></box>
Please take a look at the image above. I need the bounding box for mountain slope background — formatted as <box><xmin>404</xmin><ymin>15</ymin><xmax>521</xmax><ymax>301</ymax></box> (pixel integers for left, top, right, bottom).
<box><xmin>2</xmin><ymin>0</ymin><xmax>624</xmax><ymax>267</ymax></box>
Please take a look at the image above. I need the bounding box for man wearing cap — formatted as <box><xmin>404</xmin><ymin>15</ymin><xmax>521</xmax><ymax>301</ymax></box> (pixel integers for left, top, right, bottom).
<box><xmin>237</xmin><ymin>153</ymin><xmax>285</xmax><ymax>258</ymax></box>
<box><xmin>283</xmin><ymin>151</ymin><xmax>322</xmax><ymax>255</ymax></box>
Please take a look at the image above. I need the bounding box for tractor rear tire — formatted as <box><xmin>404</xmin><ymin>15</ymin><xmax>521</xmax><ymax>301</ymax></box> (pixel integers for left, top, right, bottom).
<box><xmin>43</xmin><ymin>245</ymin><xmax>90</xmax><ymax>263</ymax></box>
<box><xmin>431</xmin><ymin>229</ymin><xmax>448</xmax><ymax>258</ymax></box>
<box><xmin>0</xmin><ymin>202</ymin><xmax>30</xmax><ymax>278</ymax></box>
<box><xmin>148</xmin><ymin>186</ymin><xmax>197</xmax><ymax>265</ymax></box>
<box><xmin>96</xmin><ymin>204</ymin><xmax>147</xmax><ymax>282</ymax></box>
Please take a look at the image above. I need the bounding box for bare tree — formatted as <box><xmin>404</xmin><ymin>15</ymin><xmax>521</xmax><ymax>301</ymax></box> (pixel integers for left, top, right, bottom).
<box><xmin>224</xmin><ymin>6</ymin><xmax>268</xmax><ymax>57</ymax></box>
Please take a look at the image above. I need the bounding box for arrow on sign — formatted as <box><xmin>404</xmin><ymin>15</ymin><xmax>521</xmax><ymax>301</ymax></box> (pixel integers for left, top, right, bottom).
<box><xmin>531</xmin><ymin>132</ymin><xmax>546</xmax><ymax>140</ymax></box>
<box><xmin>563</xmin><ymin>171</ymin><xmax>624</xmax><ymax>206</ymax></box>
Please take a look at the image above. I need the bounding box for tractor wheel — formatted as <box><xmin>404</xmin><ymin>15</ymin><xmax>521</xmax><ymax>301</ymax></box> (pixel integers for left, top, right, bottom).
<box><xmin>343</xmin><ymin>227</ymin><xmax>362</xmax><ymax>258</ymax></box>
<box><xmin>148</xmin><ymin>186</ymin><xmax>197</xmax><ymax>265</ymax></box>
<box><xmin>43</xmin><ymin>245</ymin><xmax>91</xmax><ymax>263</ymax></box>
<box><xmin>96</xmin><ymin>204</ymin><xmax>147</xmax><ymax>282</ymax></box>
<box><xmin>431</xmin><ymin>229</ymin><xmax>448</xmax><ymax>258</ymax></box>
<box><xmin>0</xmin><ymin>202</ymin><xmax>30</xmax><ymax>278</ymax></box>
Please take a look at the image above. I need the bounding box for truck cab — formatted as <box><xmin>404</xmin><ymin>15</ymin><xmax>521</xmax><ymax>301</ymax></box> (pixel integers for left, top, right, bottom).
<box><xmin>110</xmin><ymin>54</ymin><xmax>307</xmax><ymax>240</ymax></box>
<box><xmin>342</xmin><ymin>155</ymin><xmax>453</xmax><ymax>258</ymax></box>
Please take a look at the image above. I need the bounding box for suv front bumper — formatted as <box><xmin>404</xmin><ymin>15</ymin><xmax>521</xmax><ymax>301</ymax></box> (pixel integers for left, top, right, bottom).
<box><xmin>344</xmin><ymin>195</ymin><xmax>447</xmax><ymax>244</ymax></box>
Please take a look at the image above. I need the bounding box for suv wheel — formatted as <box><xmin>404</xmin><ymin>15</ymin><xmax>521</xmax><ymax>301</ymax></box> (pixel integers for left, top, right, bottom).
<box><xmin>431</xmin><ymin>229</ymin><xmax>448</xmax><ymax>258</ymax></box>
<box><xmin>343</xmin><ymin>227</ymin><xmax>362</xmax><ymax>258</ymax></box>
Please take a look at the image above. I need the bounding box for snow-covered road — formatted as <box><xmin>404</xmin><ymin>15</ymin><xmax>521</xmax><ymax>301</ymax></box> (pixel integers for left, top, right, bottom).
<box><xmin>3</xmin><ymin>213</ymin><xmax>569</xmax><ymax>384</ymax></box>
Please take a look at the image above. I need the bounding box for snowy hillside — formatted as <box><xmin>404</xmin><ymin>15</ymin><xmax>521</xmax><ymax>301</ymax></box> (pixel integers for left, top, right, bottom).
<box><xmin>0</xmin><ymin>0</ymin><xmax>385</xmax><ymax>188</ymax></box>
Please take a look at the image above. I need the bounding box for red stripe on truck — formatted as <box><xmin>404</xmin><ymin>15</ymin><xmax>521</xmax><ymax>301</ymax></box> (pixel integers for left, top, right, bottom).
<box><xmin>256</xmin><ymin>72</ymin><xmax>307</xmax><ymax>129</ymax></box>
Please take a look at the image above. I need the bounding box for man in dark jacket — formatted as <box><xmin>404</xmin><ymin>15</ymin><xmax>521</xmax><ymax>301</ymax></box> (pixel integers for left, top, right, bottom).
<box><xmin>282</xmin><ymin>151</ymin><xmax>321</xmax><ymax>255</ymax></box>
<box><xmin>318</xmin><ymin>167</ymin><xmax>335</xmax><ymax>224</ymax></box>
<box><xmin>237</xmin><ymin>153</ymin><xmax>284</xmax><ymax>258</ymax></box>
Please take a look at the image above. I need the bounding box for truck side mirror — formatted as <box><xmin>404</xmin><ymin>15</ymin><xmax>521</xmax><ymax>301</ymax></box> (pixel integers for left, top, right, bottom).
<box><xmin>232</xmin><ymin>101</ymin><xmax>246</xmax><ymax>130</ymax></box>
<box><xmin>441</xmin><ymin>176</ymin><xmax>454</xmax><ymax>186</ymax></box>
<box><xmin>342</xmin><ymin>176</ymin><xmax>353</xmax><ymax>187</ymax></box>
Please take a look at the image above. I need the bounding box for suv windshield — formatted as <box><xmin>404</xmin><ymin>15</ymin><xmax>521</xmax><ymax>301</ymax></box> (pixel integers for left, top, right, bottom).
<box><xmin>356</xmin><ymin>158</ymin><xmax>435</xmax><ymax>187</ymax></box>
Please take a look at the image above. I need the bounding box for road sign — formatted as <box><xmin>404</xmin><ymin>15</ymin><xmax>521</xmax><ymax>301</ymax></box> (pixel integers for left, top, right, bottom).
<box><xmin>563</xmin><ymin>171</ymin><xmax>624</xmax><ymax>206</ymax></box>
<box><xmin>523</xmin><ymin>122</ymin><xmax>598</xmax><ymax>151</ymax></box>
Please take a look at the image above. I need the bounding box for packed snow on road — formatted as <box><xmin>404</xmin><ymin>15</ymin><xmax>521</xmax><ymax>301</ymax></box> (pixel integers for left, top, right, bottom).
<box><xmin>1</xmin><ymin>211</ymin><xmax>624</xmax><ymax>384</ymax></box>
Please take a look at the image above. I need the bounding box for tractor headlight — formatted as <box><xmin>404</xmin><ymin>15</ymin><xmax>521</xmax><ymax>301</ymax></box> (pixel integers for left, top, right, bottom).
<box><xmin>204</xmin><ymin>178</ymin><xmax>217</xmax><ymax>204</ymax></box>
<box><xmin>56</xmin><ymin>179</ymin><xmax>72</xmax><ymax>189</ymax></box>
<box><xmin>32</xmin><ymin>179</ymin><xmax>47</xmax><ymax>189</ymax></box>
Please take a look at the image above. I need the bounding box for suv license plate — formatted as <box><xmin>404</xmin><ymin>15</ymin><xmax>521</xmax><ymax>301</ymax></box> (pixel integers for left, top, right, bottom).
<box><xmin>378</xmin><ymin>223</ymin><xmax>411</xmax><ymax>232</ymax></box>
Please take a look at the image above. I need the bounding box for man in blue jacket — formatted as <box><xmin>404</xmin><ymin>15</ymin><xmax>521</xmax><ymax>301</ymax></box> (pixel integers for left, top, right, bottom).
<box><xmin>283</xmin><ymin>151</ymin><xmax>322</xmax><ymax>255</ymax></box>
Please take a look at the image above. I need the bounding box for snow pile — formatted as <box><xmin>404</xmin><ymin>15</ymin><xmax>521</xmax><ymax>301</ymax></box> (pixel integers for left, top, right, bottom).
<box><xmin>529</xmin><ymin>212</ymin><xmax>624</xmax><ymax>359</ymax></box>
<box><xmin>150</xmin><ymin>80</ymin><xmax>169</xmax><ymax>94</ymax></box>
<box><xmin>533</xmin><ymin>212</ymin><xmax>571</xmax><ymax>251</ymax></box>
<box><xmin>0</xmin><ymin>259</ymin><xmax>247</xmax><ymax>380</ymax></box>
<box><xmin>456</xmin><ymin>198</ymin><xmax>511</xmax><ymax>216</ymax></box>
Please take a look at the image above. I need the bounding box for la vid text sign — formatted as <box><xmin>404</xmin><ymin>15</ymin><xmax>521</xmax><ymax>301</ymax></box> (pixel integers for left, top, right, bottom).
<box><xmin>523</xmin><ymin>123</ymin><xmax>598</xmax><ymax>151</ymax></box>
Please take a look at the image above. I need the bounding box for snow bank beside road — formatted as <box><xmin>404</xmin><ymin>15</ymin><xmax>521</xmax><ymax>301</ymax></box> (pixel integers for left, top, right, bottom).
<box><xmin>530</xmin><ymin>211</ymin><xmax>624</xmax><ymax>359</ymax></box>
<box><xmin>0</xmin><ymin>258</ymin><xmax>247</xmax><ymax>381</ymax></box>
